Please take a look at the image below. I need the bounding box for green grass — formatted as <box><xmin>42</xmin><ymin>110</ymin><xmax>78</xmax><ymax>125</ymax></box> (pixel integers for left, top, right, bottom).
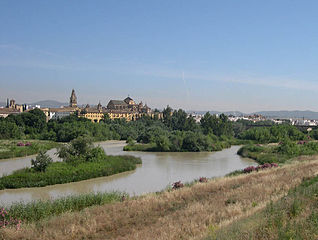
<box><xmin>0</xmin><ymin>192</ymin><xmax>126</xmax><ymax>223</ymax></box>
<box><xmin>0</xmin><ymin>140</ymin><xmax>59</xmax><ymax>159</ymax></box>
<box><xmin>0</xmin><ymin>155</ymin><xmax>141</xmax><ymax>189</ymax></box>
<box><xmin>204</xmin><ymin>175</ymin><xmax>318</xmax><ymax>240</ymax></box>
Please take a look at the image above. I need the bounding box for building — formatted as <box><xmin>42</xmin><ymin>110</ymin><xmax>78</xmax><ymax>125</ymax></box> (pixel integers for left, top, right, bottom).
<box><xmin>70</xmin><ymin>89</ymin><xmax>77</xmax><ymax>107</ymax></box>
<box><xmin>0</xmin><ymin>98</ymin><xmax>23</xmax><ymax>118</ymax></box>
<box><xmin>47</xmin><ymin>90</ymin><xmax>79</xmax><ymax>120</ymax></box>
<box><xmin>79</xmin><ymin>96</ymin><xmax>162</xmax><ymax>122</ymax></box>
<box><xmin>0</xmin><ymin>108</ymin><xmax>21</xmax><ymax>118</ymax></box>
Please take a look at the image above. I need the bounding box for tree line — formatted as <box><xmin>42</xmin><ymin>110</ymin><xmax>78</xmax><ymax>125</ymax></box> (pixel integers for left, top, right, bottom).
<box><xmin>1</xmin><ymin>107</ymin><xmax>313</xmax><ymax>150</ymax></box>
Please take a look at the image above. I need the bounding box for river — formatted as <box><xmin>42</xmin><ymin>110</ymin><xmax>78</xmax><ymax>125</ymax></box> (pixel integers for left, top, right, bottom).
<box><xmin>0</xmin><ymin>141</ymin><xmax>256</xmax><ymax>206</ymax></box>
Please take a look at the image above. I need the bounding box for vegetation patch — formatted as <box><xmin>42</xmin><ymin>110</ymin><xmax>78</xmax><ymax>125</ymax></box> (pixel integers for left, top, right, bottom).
<box><xmin>0</xmin><ymin>137</ymin><xmax>141</xmax><ymax>189</ymax></box>
<box><xmin>205</xmin><ymin>175</ymin><xmax>318</xmax><ymax>240</ymax></box>
<box><xmin>3</xmin><ymin>159</ymin><xmax>318</xmax><ymax>239</ymax></box>
<box><xmin>0</xmin><ymin>192</ymin><xmax>125</xmax><ymax>224</ymax></box>
<box><xmin>0</xmin><ymin>140</ymin><xmax>59</xmax><ymax>160</ymax></box>
<box><xmin>238</xmin><ymin>140</ymin><xmax>318</xmax><ymax>164</ymax></box>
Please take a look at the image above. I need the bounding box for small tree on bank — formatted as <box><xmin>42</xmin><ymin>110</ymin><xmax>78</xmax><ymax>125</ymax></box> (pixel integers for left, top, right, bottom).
<box><xmin>31</xmin><ymin>151</ymin><xmax>53</xmax><ymax>172</ymax></box>
<box><xmin>57</xmin><ymin>135</ymin><xmax>107</xmax><ymax>163</ymax></box>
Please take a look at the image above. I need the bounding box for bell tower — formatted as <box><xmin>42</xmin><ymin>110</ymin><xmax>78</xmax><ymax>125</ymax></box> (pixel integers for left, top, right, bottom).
<box><xmin>70</xmin><ymin>89</ymin><xmax>77</xmax><ymax>107</ymax></box>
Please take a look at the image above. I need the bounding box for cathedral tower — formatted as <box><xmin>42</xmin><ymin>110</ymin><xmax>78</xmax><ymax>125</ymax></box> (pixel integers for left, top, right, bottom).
<box><xmin>70</xmin><ymin>89</ymin><xmax>77</xmax><ymax>107</ymax></box>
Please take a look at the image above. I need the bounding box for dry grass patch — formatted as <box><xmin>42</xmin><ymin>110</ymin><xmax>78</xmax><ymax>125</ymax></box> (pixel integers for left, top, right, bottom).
<box><xmin>2</xmin><ymin>159</ymin><xmax>318</xmax><ymax>240</ymax></box>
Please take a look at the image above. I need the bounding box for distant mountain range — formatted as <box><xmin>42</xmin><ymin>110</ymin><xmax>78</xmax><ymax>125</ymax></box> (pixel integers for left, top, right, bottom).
<box><xmin>253</xmin><ymin>110</ymin><xmax>318</xmax><ymax>119</ymax></box>
<box><xmin>0</xmin><ymin>100</ymin><xmax>68</xmax><ymax>108</ymax></box>
<box><xmin>188</xmin><ymin>110</ymin><xmax>318</xmax><ymax>120</ymax></box>
<box><xmin>28</xmin><ymin>100</ymin><xmax>68</xmax><ymax>108</ymax></box>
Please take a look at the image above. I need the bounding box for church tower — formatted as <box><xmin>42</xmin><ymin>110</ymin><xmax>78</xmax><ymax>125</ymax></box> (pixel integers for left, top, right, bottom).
<box><xmin>70</xmin><ymin>89</ymin><xmax>77</xmax><ymax>107</ymax></box>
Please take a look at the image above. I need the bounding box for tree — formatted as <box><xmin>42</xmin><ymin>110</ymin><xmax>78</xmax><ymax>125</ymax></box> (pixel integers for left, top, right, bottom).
<box><xmin>200</xmin><ymin>113</ymin><xmax>233</xmax><ymax>137</ymax></box>
<box><xmin>155</xmin><ymin>135</ymin><xmax>170</xmax><ymax>151</ymax></box>
<box><xmin>102</xmin><ymin>113</ymin><xmax>112</xmax><ymax>124</ymax></box>
<box><xmin>31</xmin><ymin>151</ymin><xmax>53</xmax><ymax>172</ymax></box>
<box><xmin>162</xmin><ymin>105</ymin><xmax>173</xmax><ymax>128</ymax></box>
<box><xmin>57</xmin><ymin>136</ymin><xmax>106</xmax><ymax>163</ymax></box>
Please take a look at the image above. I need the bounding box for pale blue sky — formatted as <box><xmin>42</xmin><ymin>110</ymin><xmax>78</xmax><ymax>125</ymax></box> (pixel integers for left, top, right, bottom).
<box><xmin>1</xmin><ymin>0</ymin><xmax>318</xmax><ymax>112</ymax></box>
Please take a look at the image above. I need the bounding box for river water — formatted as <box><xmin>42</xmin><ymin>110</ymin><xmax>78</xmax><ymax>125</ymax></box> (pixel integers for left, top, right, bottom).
<box><xmin>0</xmin><ymin>141</ymin><xmax>256</xmax><ymax>206</ymax></box>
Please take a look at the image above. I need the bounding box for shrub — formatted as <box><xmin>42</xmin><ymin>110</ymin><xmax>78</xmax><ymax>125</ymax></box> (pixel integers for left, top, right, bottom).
<box><xmin>0</xmin><ymin>208</ymin><xmax>21</xmax><ymax>229</ymax></box>
<box><xmin>57</xmin><ymin>136</ymin><xmax>107</xmax><ymax>164</ymax></box>
<box><xmin>31</xmin><ymin>151</ymin><xmax>53</xmax><ymax>172</ymax></box>
<box><xmin>172</xmin><ymin>181</ymin><xmax>184</xmax><ymax>189</ymax></box>
<box><xmin>199</xmin><ymin>177</ymin><xmax>208</xmax><ymax>183</ymax></box>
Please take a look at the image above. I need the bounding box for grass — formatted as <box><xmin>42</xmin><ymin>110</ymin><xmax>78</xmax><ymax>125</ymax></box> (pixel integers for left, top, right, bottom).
<box><xmin>0</xmin><ymin>192</ymin><xmax>126</xmax><ymax>224</ymax></box>
<box><xmin>2</xmin><ymin>156</ymin><xmax>318</xmax><ymax>239</ymax></box>
<box><xmin>204</xmin><ymin>175</ymin><xmax>318</xmax><ymax>240</ymax></box>
<box><xmin>0</xmin><ymin>140</ymin><xmax>59</xmax><ymax>159</ymax></box>
<box><xmin>0</xmin><ymin>155</ymin><xmax>141</xmax><ymax>189</ymax></box>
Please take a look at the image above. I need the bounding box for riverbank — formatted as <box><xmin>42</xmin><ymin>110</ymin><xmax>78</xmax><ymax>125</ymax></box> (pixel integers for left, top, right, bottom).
<box><xmin>123</xmin><ymin>138</ymin><xmax>250</xmax><ymax>152</ymax></box>
<box><xmin>205</xmin><ymin>166</ymin><xmax>318</xmax><ymax>240</ymax></box>
<box><xmin>0</xmin><ymin>154</ymin><xmax>141</xmax><ymax>190</ymax></box>
<box><xmin>1</xmin><ymin>155</ymin><xmax>318</xmax><ymax>239</ymax></box>
<box><xmin>237</xmin><ymin>140</ymin><xmax>318</xmax><ymax>164</ymax></box>
<box><xmin>0</xmin><ymin>140</ymin><xmax>59</xmax><ymax>160</ymax></box>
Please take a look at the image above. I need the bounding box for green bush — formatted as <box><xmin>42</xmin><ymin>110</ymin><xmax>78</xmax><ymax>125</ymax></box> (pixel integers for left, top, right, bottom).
<box><xmin>31</xmin><ymin>151</ymin><xmax>53</xmax><ymax>172</ymax></box>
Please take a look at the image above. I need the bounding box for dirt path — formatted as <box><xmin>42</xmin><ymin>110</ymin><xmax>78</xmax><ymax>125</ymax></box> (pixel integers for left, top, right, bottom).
<box><xmin>2</xmin><ymin>158</ymin><xmax>318</xmax><ymax>240</ymax></box>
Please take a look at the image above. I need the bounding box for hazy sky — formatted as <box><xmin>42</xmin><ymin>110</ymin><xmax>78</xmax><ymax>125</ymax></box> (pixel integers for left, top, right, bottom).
<box><xmin>1</xmin><ymin>0</ymin><xmax>318</xmax><ymax>112</ymax></box>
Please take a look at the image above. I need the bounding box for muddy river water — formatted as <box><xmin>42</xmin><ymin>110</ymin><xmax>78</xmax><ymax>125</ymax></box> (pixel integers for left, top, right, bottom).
<box><xmin>0</xmin><ymin>141</ymin><xmax>256</xmax><ymax>206</ymax></box>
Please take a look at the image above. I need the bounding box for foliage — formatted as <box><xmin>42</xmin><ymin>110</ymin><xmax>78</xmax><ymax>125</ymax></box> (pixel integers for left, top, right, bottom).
<box><xmin>31</xmin><ymin>151</ymin><xmax>53</xmax><ymax>172</ymax></box>
<box><xmin>238</xmin><ymin>140</ymin><xmax>318</xmax><ymax>164</ymax></box>
<box><xmin>0</xmin><ymin>155</ymin><xmax>141</xmax><ymax>189</ymax></box>
<box><xmin>0</xmin><ymin>208</ymin><xmax>21</xmax><ymax>229</ymax></box>
<box><xmin>0</xmin><ymin>140</ymin><xmax>59</xmax><ymax>159</ymax></box>
<box><xmin>57</xmin><ymin>136</ymin><xmax>106</xmax><ymax>163</ymax></box>
<box><xmin>125</xmin><ymin>130</ymin><xmax>232</xmax><ymax>152</ymax></box>
<box><xmin>1</xmin><ymin>192</ymin><xmax>126</xmax><ymax>223</ymax></box>
<box><xmin>200</xmin><ymin>113</ymin><xmax>233</xmax><ymax>137</ymax></box>
<box><xmin>238</xmin><ymin>125</ymin><xmax>305</xmax><ymax>143</ymax></box>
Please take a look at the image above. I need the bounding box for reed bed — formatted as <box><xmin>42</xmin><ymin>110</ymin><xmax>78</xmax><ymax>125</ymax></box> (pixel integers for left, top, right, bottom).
<box><xmin>0</xmin><ymin>192</ymin><xmax>125</xmax><ymax>224</ymax></box>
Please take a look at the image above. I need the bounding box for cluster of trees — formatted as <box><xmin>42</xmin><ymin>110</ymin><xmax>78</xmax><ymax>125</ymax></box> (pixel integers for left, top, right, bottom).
<box><xmin>0</xmin><ymin>108</ymin><xmax>46</xmax><ymax>139</ymax></box>
<box><xmin>238</xmin><ymin>139</ymin><xmax>318</xmax><ymax>164</ymax></box>
<box><xmin>57</xmin><ymin>136</ymin><xmax>107</xmax><ymax>163</ymax></box>
<box><xmin>127</xmin><ymin>109</ymin><xmax>234</xmax><ymax>152</ymax></box>
<box><xmin>0</xmin><ymin>108</ymin><xmax>235</xmax><ymax>147</ymax></box>
<box><xmin>238</xmin><ymin>125</ymin><xmax>306</xmax><ymax>143</ymax></box>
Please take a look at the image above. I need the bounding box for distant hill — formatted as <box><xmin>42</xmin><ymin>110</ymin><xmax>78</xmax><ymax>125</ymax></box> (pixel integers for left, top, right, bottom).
<box><xmin>252</xmin><ymin>110</ymin><xmax>318</xmax><ymax>119</ymax></box>
<box><xmin>0</xmin><ymin>100</ymin><xmax>67</xmax><ymax>108</ymax></box>
<box><xmin>29</xmin><ymin>100</ymin><xmax>68</xmax><ymax>108</ymax></box>
<box><xmin>187</xmin><ymin>110</ymin><xmax>245</xmax><ymax>116</ymax></box>
<box><xmin>188</xmin><ymin>110</ymin><xmax>318</xmax><ymax>119</ymax></box>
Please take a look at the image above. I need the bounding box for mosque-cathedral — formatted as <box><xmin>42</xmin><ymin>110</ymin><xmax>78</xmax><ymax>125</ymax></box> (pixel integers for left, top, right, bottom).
<box><xmin>1</xmin><ymin>90</ymin><xmax>162</xmax><ymax>122</ymax></box>
<box><xmin>53</xmin><ymin>89</ymin><xmax>161</xmax><ymax>122</ymax></box>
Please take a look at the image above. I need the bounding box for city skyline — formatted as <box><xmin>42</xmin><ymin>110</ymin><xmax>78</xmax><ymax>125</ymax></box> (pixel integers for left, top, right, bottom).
<box><xmin>2</xmin><ymin>1</ymin><xmax>318</xmax><ymax>112</ymax></box>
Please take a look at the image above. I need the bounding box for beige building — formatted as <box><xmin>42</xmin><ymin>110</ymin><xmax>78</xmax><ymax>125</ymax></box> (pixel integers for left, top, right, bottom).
<box><xmin>0</xmin><ymin>108</ymin><xmax>21</xmax><ymax>118</ymax></box>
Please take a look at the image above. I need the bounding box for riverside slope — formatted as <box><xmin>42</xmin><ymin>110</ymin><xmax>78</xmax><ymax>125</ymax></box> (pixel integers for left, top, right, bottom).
<box><xmin>2</xmin><ymin>155</ymin><xmax>318</xmax><ymax>240</ymax></box>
